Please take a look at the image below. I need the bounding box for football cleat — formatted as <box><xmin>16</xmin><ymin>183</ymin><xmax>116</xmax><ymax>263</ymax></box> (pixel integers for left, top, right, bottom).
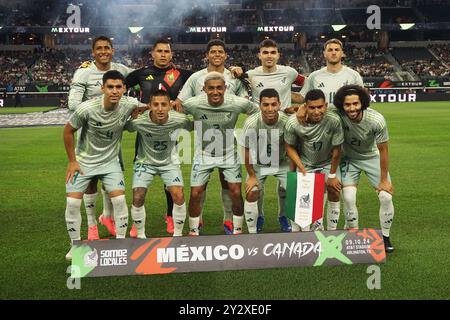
<box><xmin>256</xmin><ymin>216</ymin><xmax>265</xmax><ymax>233</ymax></box>
<box><xmin>87</xmin><ymin>225</ymin><xmax>100</xmax><ymax>240</ymax></box>
<box><xmin>165</xmin><ymin>215</ymin><xmax>174</xmax><ymax>234</ymax></box>
<box><xmin>383</xmin><ymin>236</ymin><xmax>395</xmax><ymax>253</ymax></box>
<box><xmin>129</xmin><ymin>224</ymin><xmax>137</xmax><ymax>238</ymax></box>
<box><xmin>99</xmin><ymin>214</ymin><xmax>116</xmax><ymax>236</ymax></box>
<box><xmin>223</xmin><ymin>220</ymin><xmax>233</xmax><ymax>235</ymax></box>
<box><xmin>188</xmin><ymin>230</ymin><xmax>199</xmax><ymax>236</ymax></box>
<box><xmin>278</xmin><ymin>216</ymin><xmax>292</xmax><ymax>232</ymax></box>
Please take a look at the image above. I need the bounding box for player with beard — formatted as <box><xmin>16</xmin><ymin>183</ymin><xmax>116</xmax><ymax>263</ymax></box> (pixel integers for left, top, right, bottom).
<box><xmin>125</xmin><ymin>38</ymin><xmax>193</xmax><ymax>235</ymax></box>
<box><xmin>333</xmin><ymin>85</ymin><xmax>395</xmax><ymax>253</ymax></box>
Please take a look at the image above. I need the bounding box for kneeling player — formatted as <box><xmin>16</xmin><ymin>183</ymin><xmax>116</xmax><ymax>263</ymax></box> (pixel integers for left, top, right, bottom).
<box><xmin>125</xmin><ymin>90</ymin><xmax>192</xmax><ymax>238</ymax></box>
<box><xmin>63</xmin><ymin>70</ymin><xmax>141</xmax><ymax>260</ymax></box>
<box><xmin>333</xmin><ymin>85</ymin><xmax>395</xmax><ymax>253</ymax></box>
<box><xmin>285</xmin><ymin>89</ymin><xmax>344</xmax><ymax>231</ymax></box>
<box><xmin>240</xmin><ymin>88</ymin><xmax>291</xmax><ymax>233</ymax></box>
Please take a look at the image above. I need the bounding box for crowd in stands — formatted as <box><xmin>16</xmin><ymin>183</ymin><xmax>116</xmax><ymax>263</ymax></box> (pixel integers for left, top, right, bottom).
<box><xmin>304</xmin><ymin>44</ymin><xmax>396</xmax><ymax>79</ymax></box>
<box><xmin>403</xmin><ymin>59</ymin><xmax>450</xmax><ymax>80</ymax></box>
<box><xmin>429</xmin><ymin>44</ymin><xmax>450</xmax><ymax>65</ymax></box>
<box><xmin>2</xmin><ymin>44</ymin><xmax>450</xmax><ymax>88</ymax></box>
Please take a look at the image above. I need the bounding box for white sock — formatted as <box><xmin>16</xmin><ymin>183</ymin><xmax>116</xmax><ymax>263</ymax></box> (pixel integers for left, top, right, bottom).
<box><xmin>111</xmin><ymin>195</ymin><xmax>128</xmax><ymax>239</ymax></box>
<box><xmin>343</xmin><ymin>186</ymin><xmax>359</xmax><ymax>229</ymax></box>
<box><xmin>277</xmin><ymin>184</ymin><xmax>287</xmax><ymax>217</ymax></box>
<box><xmin>65</xmin><ymin>197</ymin><xmax>82</xmax><ymax>241</ymax></box>
<box><xmin>291</xmin><ymin>220</ymin><xmax>301</xmax><ymax>232</ymax></box>
<box><xmin>327</xmin><ymin>201</ymin><xmax>340</xmax><ymax>231</ymax></box>
<box><xmin>233</xmin><ymin>215</ymin><xmax>244</xmax><ymax>234</ymax></box>
<box><xmin>244</xmin><ymin>200</ymin><xmax>258</xmax><ymax>234</ymax></box>
<box><xmin>173</xmin><ymin>203</ymin><xmax>186</xmax><ymax>237</ymax></box>
<box><xmin>378</xmin><ymin>191</ymin><xmax>394</xmax><ymax>237</ymax></box>
<box><xmin>83</xmin><ymin>193</ymin><xmax>97</xmax><ymax>227</ymax></box>
<box><xmin>221</xmin><ymin>189</ymin><xmax>233</xmax><ymax>222</ymax></box>
<box><xmin>131</xmin><ymin>205</ymin><xmax>146</xmax><ymax>238</ymax></box>
<box><xmin>102</xmin><ymin>188</ymin><xmax>113</xmax><ymax>218</ymax></box>
<box><xmin>189</xmin><ymin>216</ymin><xmax>200</xmax><ymax>235</ymax></box>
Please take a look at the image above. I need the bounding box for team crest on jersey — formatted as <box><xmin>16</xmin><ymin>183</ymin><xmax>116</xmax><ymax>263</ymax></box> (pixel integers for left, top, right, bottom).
<box><xmin>79</xmin><ymin>61</ymin><xmax>92</xmax><ymax>68</ymax></box>
<box><xmin>164</xmin><ymin>69</ymin><xmax>180</xmax><ymax>87</ymax></box>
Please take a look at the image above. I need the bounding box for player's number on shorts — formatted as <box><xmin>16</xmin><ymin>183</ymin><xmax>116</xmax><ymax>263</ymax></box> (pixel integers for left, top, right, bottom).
<box><xmin>154</xmin><ymin>141</ymin><xmax>168</xmax><ymax>151</ymax></box>
<box><xmin>313</xmin><ymin>141</ymin><xmax>323</xmax><ymax>151</ymax></box>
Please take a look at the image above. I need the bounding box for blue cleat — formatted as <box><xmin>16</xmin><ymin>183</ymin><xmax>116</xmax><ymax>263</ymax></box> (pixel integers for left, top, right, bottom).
<box><xmin>223</xmin><ymin>220</ymin><xmax>233</xmax><ymax>235</ymax></box>
<box><xmin>256</xmin><ymin>216</ymin><xmax>265</xmax><ymax>233</ymax></box>
<box><xmin>278</xmin><ymin>216</ymin><xmax>292</xmax><ymax>232</ymax></box>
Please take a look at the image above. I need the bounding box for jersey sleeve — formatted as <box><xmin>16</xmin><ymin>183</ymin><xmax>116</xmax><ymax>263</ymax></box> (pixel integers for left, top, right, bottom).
<box><xmin>68</xmin><ymin>107</ymin><xmax>87</xmax><ymax>130</ymax></box>
<box><xmin>331</xmin><ymin>117</ymin><xmax>344</xmax><ymax>146</ymax></box>
<box><xmin>68</xmin><ymin>69</ymin><xmax>87</xmax><ymax>111</ymax></box>
<box><xmin>355</xmin><ymin>71</ymin><xmax>364</xmax><ymax>87</ymax></box>
<box><xmin>284</xmin><ymin>117</ymin><xmax>298</xmax><ymax>145</ymax></box>
<box><xmin>287</xmin><ymin>66</ymin><xmax>299</xmax><ymax>83</ymax></box>
<box><xmin>375</xmin><ymin>116</ymin><xmax>389</xmax><ymax>144</ymax></box>
<box><xmin>125</xmin><ymin>69</ymin><xmax>140</xmax><ymax>89</ymax></box>
<box><xmin>177</xmin><ymin>74</ymin><xmax>196</xmax><ymax>102</ymax></box>
<box><xmin>241</xmin><ymin>98</ymin><xmax>259</xmax><ymax>115</ymax></box>
<box><xmin>299</xmin><ymin>74</ymin><xmax>312</xmax><ymax>98</ymax></box>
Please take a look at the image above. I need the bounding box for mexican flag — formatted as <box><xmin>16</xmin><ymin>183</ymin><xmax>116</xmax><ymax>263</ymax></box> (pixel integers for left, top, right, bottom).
<box><xmin>286</xmin><ymin>172</ymin><xmax>325</xmax><ymax>228</ymax></box>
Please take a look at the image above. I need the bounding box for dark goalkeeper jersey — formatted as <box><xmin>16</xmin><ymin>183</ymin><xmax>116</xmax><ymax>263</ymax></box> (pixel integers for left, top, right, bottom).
<box><xmin>125</xmin><ymin>65</ymin><xmax>193</xmax><ymax>102</ymax></box>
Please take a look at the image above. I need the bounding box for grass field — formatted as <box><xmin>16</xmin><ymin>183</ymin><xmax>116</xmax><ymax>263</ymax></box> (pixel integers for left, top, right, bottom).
<box><xmin>0</xmin><ymin>106</ymin><xmax>57</xmax><ymax>114</ymax></box>
<box><xmin>1</xmin><ymin>101</ymin><xmax>449</xmax><ymax>300</ymax></box>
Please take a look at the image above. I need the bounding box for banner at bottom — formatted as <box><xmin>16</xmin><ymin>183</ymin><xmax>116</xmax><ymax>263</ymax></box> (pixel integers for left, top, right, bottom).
<box><xmin>71</xmin><ymin>229</ymin><xmax>386</xmax><ymax>278</ymax></box>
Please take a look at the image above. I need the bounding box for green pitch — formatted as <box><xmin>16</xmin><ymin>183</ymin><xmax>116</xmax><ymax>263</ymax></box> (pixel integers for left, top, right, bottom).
<box><xmin>0</xmin><ymin>107</ymin><xmax>57</xmax><ymax>114</ymax></box>
<box><xmin>0</xmin><ymin>102</ymin><xmax>449</xmax><ymax>299</ymax></box>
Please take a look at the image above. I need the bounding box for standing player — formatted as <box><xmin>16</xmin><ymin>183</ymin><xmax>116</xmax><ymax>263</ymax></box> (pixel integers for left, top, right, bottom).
<box><xmin>333</xmin><ymin>85</ymin><xmax>395</xmax><ymax>253</ymax></box>
<box><xmin>68</xmin><ymin>36</ymin><xmax>134</xmax><ymax>240</ymax></box>
<box><xmin>174</xmin><ymin>39</ymin><xmax>248</xmax><ymax>235</ymax></box>
<box><xmin>125</xmin><ymin>38</ymin><xmax>193</xmax><ymax>235</ymax></box>
<box><xmin>240</xmin><ymin>88</ymin><xmax>290</xmax><ymax>233</ymax></box>
<box><xmin>63</xmin><ymin>71</ymin><xmax>140</xmax><ymax>260</ymax></box>
<box><xmin>285</xmin><ymin>89</ymin><xmax>344</xmax><ymax>231</ymax></box>
<box><xmin>243</xmin><ymin>39</ymin><xmax>306</xmax><ymax>232</ymax></box>
<box><xmin>183</xmin><ymin>72</ymin><xmax>259</xmax><ymax>235</ymax></box>
<box><xmin>293</xmin><ymin>38</ymin><xmax>364</xmax><ymax>106</ymax></box>
<box><xmin>124</xmin><ymin>90</ymin><xmax>192</xmax><ymax>238</ymax></box>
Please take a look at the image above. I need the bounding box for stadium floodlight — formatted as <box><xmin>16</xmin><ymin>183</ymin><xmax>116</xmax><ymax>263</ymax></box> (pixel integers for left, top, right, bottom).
<box><xmin>331</xmin><ymin>24</ymin><xmax>346</xmax><ymax>31</ymax></box>
<box><xmin>128</xmin><ymin>27</ymin><xmax>144</xmax><ymax>33</ymax></box>
<box><xmin>400</xmin><ymin>23</ymin><xmax>415</xmax><ymax>30</ymax></box>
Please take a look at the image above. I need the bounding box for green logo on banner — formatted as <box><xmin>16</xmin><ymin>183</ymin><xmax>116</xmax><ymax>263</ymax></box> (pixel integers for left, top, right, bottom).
<box><xmin>35</xmin><ymin>85</ymin><xmax>49</xmax><ymax>92</ymax></box>
<box><xmin>427</xmin><ymin>80</ymin><xmax>439</xmax><ymax>87</ymax></box>
<box><xmin>71</xmin><ymin>245</ymin><xmax>97</xmax><ymax>278</ymax></box>
<box><xmin>314</xmin><ymin>232</ymin><xmax>352</xmax><ymax>266</ymax></box>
